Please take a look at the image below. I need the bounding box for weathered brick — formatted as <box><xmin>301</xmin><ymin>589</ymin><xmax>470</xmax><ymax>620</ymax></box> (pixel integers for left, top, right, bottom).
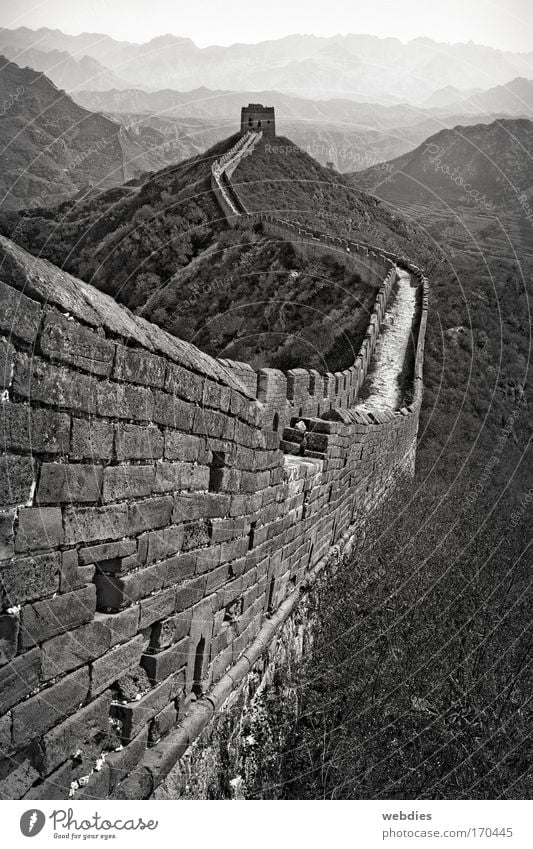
<box><xmin>106</xmin><ymin>725</ymin><xmax>149</xmax><ymax>791</ymax></box>
<box><xmin>41</xmin><ymin>619</ymin><xmax>112</xmax><ymax>680</ymax></box>
<box><xmin>0</xmin><ymin>712</ymin><xmax>12</xmax><ymax>756</ymax></box>
<box><xmin>0</xmin><ymin>552</ymin><xmax>61</xmax><ymax>610</ymax></box>
<box><xmin>15</xmin><ymin>507</ymin><xmax>63</xmax><ymax>553</ymax></box>
<box><xmin>79</xmin><ymin>539</ymin><xmax>137</xmax><ymax>566</ymax></box>
<box><xmin>1</xmin><ymin>402</ymin><xmax>70</xmax><ymax>455</ymax></box>
<box><xmin>164</xmin><ymin>432</ymin><xmax>209</xmax><ymax>462</ymax></box>
<box><xmin>19</xmin><ymin>584</ymin><xmax>96</xmax><ymax>649</ymax></box>
<box><xmin>90</xmin><ymin>635</ymin><xmax>144</xmax><ymax>696</ymax></box>
<box><xmin>209</xmin><ymin>517</ymin><xmax>247</xmax><ymax>544</ymax></box>
<box><xmin>139</xmin><ymin>587</ymin><xmax>176</xmax><ymax>630</ymax></box>
<box><xmin>70</xmin><ymin>417</ymin><xmax>114</xmax><ymax>460</ymax></box>
<box><xmin>190</xmin><ymin>465</ymin><xmax>210</xmax><ymax>490</ymax></box>
<box><xmin>40</xmin><ymin>311</ymin><xmax>115</xmax><ymax>376</ymax></box>
<box><xmin>72</xmin><ymin>762</ymin><xmax>111</xmax><ymax>800</ymax></box>
<box><xmin>115</xmin><ymin>423</ymin><xmax>164</xmax><ymax>460</ymax></box>
<box><xmin>0</xmin><ymin>453</ymin><xmax>35</xmax><ymax>508</ymax></box>
<box><xmin>148</xmin><ymin>701</ymin><xmax>177</xmax><ymax>745</ymax></box>
<box><xmin>22</xmin><ymin>759</ymin><xmax>73</xmax><ymax>800</ymax></box>
<box><xmin>113</xmin><ymin>672</ymin><xmax>184</xmax><ymax>743</ymax></box>
<box><xmin>12</xmin><ymin>354</ymin><xmax>95</xmax><ymax>414</ymax></box>
<box><xmin>0</xmin><ymin>510</ymin><xmax>15</xmax><ymax>560</ymax></box>
<box><xmin>37</xmin><ymin>463</ymin><xmax>103</xmax><ymax>505</ymax></box>
<box><xmin>127</xmin><ymin>497</ymin><xmax>173</xmax><ymax>535</ymax></box>
<box><xmin>94</xmin><ymin>608</ymin><xmax>140</xmax><ymax>648</ymax></box>
<box><xmin>114</xmin><ymin>346</ymin><xmax>166</xmax><ymax>388</ymax></box>
<box><xmin>97</xmin><ymin>381</ymin><xmax>154</xmax><ymax>422</ymax></box>
<box><xmin>103</xmin><ymin>465</ymin><xmax>155</xmax><ymax>502</ymax></box>
<box><xmin>12</xmin><ymin>667</ymin><xmax>90</xmax><ymax>747</ymax></box>
<box><xmin>151</xmin><ymin>610</ymin><xmax>192</xmax><ymax>650</ymax></box>
<box><xmin>175</xmin><ymin>576</ymin><xmax>207</xmax><ymax>612</ymax></box>
<box><xmin>0</xmin><ymin>611</ymin><xmax>19</xmax><ymax>666</ymax></box>
<box><xmin>205</xmin><ymin>563</ymin><xmax>229</xmax><ymax>594</ymax></box>
<box><xmin>138</xmin><ymin>526</ymin><xmax>184</xmax><ymax>565</ymax></box>
<box><xmin>173</xmin><ymin>493</ymin><xmax>230</xmax><ymax>523</ymax></box>
<box><xmin>63</xmin><ymin>503</ymin><xmax>129</xmax><ymax>545</ymax></box>
<box><xmin>37</xmin><ymin>691</ymin><xmax>112</xmax><ymax>776</ymax></box>
<box><xmin>59</xmin><ymin>548</ymin><xmax>82</xmax><ymax>592</ymax></box>
<box><xmin>192</xmin><ymin>407</ymin><xmax>231</xmax><ymax>440</ymax></box>
<box><xmin>94</xmin><ymin>562</ymin><xmax>167</xmax><ymax>610</ymax></box>
<box><xmin>195</xmin><ymin>544</ymin><xmax>222</xmax><ymax>575</ymax></box>
<box><xmin>152</xmin><ymin>390</ymin><xmax>194</xmax><ymax>429</ymax></box>
<box><xmin>164</xmin><ymin>552</ymin><xmax>196</xmax><ymax>585</ymax></box>
<box><xmin>0</xmin><ymin>647</ymin><xmax>41</xmax><ymax>712</ymax></box>
<box><xmin>182</xmin><ymin>520</ymin><xmax>210</xmax><ymax>551</ymax></box>
<box><xmin>0</xmin><ymin>280</ymin><xmax>41</xmax><ymax>343</ymax></box>
<box><xmin>0</xmin><ymin>336</ymin><xmax>14</xmax><ymax>389</ymax></box>
<box><xmin>153</xmin><ymin>461</ymin><xmax>193</xmax><ymax>493</ymax></box>
<box><xmin>165</xmin><ymin>363</ymin><xmax>203</xmax><ymax>403</ymax></box>
<box><xmin>0</xmin><ymin>754</ymin><xmax>39</xmax><ymax>798</ymax></box>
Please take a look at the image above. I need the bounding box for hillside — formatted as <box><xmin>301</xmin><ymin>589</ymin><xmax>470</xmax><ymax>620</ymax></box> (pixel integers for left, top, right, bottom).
<box><xmin>0</xmin><ymin>134</ymin><xmax>418</xmax><ymax>373</ymax></box>
<box><xmin>350</xmin><ymin>118</ymin><xmax>533</xmax><ymax>258</ymax></box>
<box><xmin>448</xmin><ymin>77</ymin><xmax>533</xmax><ymax>118</ymax></box>
<box><xmin>0</xmin><ymin>58</ymin><xmax>231</xmax><ymax>208</ymax></box>
<box><xmin>0</xmin><ymin>44</ymin><xmax>129</xmax><ymax>91</ymax></box>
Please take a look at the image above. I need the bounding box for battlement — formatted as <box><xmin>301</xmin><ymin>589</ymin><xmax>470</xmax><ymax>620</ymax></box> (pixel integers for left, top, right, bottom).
<box><xmin>241</xmin><ymin>103</ymin><xmax>276</xmax><ymax>137</ymax></box>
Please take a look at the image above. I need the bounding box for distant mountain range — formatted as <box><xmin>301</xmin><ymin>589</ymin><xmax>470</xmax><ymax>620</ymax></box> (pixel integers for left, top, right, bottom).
<box><xmin>2</xmin><ymin>27</ymin><xmax>533</xmax><ymax>102</ymax></box>
<box><xmin>0</xmin><ymin>44</ymin><xmax>129</xmax><ymax>90</ymax></box>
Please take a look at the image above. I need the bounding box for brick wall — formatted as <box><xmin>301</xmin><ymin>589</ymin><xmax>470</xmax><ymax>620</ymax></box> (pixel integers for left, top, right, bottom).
<box><xmin>0</xmin><ymin>167</ymin><xmax>428</xmax><ymax>798</ymax></box>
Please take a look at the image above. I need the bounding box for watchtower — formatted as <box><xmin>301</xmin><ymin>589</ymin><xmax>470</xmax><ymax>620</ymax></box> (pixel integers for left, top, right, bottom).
<box><xmin>241</xmin><ymin>104</ymin><xmax>276</xmax><ymax>137</ymax></box>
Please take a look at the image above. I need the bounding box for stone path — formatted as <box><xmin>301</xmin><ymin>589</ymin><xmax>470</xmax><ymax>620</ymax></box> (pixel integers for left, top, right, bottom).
<box><xmin>356</xmin><ymin>269</ymin><xmax>417</xmax><ymax>412</ymax></box>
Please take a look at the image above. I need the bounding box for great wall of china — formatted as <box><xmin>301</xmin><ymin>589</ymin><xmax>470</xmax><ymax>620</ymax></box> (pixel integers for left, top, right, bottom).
<box><xmin>0</xmin><ymin>126</ymin><xmax>428</xmax><ymax>799</ymax></box>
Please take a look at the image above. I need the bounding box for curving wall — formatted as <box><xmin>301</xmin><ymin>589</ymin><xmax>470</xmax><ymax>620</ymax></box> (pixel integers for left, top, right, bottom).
<box><xmin>0</xmin><ymin>134</ymin><xmax>428</xmax><ymax>800</ymax></box>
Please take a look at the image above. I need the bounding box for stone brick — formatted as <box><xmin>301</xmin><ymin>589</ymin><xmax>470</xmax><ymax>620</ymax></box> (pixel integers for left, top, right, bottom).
<box><xmin>37</xmin><ymin>691</ymin><xmax>112</xmax><ymax>776</ymax></box>
<box><xmin>19</xmin><ymin>584</ymin><xmax>96</xmax><ymax>649</ymax></box>
<box><xmin>0</xmin><ymin>647</ymin><xmax>41</xmax><ymax>712</ymax></box>
<box><xmin>94</xmin><ymin>608</ymin><xmax>140</xmax><ymax>648</ymax></box>
<box><xmin>72</xmin><ymin>762</ymin><xmax>111</xmax><ymax>800</ymax></box>
<box><xmin>148</xmin><ymin>701</ymin><xmax>177</xmax><ymax>745</ymax></box>
<box><xmin>12</xmin><ymin>667</ymin><xmax>90</xmax><ymax>747</ymax></box>
<box><xmin>40</xmin><ymin>311</ymin><xmax>115</xmax><ymax>376</ymax></box>
<box><xmin>175</xmin><ymin>576</ymin><xmax>207</xmax><ymax>612</ymax></box>
<box><xmin>205</xmin><ymin>563</ymin><xmax>229</xmax><ymax>594</ymax></box>
<box><xmin>23</xmin><ymin>759</ymin><xmax>73</xmax><ymax>800</ymax></box>
<box><xmin>106</xmin><ymin>725</ymin><xmax>149</xmax><ymax>791</ymax></box>
<box><xmin>114</xmin><ymin>346</ymin><xmax>166</xmax><ymax>388</ymax></box>
<box><xmin>97</xmin><ymin>381</ymin><xmax>154</xmax><ymax>422</ymax></box>
<box><xmin>0</xmin><ymin>510</ymin><xmax>15</xmax><ymax>561</ymax></box>
<box><xmin>165</xmin><ymin>363</ymin><xmax>203</xmax><ymax>403</ymax></box>
<box><xmin>0</xmin><ymin>611</ymin><xmax>19</xmax><ymax>666</ymax></box>
<box><xmin>0</xmin><ymin>281</ymin><xmax>41</xmax><ymax>343</ymax></box>
<box><xmin>37</xmin><ymin>463</ymin><xmax>103</xmax><ymax>505</ymax></box>
<box><xmin>103</xmin><ymin>465</ymin><xmax>155</xmax><ymax>502</ymax></box>
<box><xmin>113</xmin><ymin>671</ymin><xmax>184</xmax><ymax>743</ymax></box>
<box><xmin>151</xmin><ymin>610</ymin><xmax>192</xmax><ymax>650</ymax></box>
<box><xmin>0</xmin><ymin>712</ymin><xmax>12</xmax><ymax>756</ymax></box>
<box><xmin>59</xmin><ymin>548</ymin><xmax>81</xmax><ymax>592</ymax></box>
<box><xmin>0</xmin><ymin>453</ymin><xmax>35</xmax><ymax>507</ymax></box>
<box><xmin>14</xmin><ymin>506</ymin><xmax>63</xmax><ymax>553</ymax></box>
<box><xmin>0</xmin><ymin>552</ymin><xmax>61</xmax><ymax>610</ymax></box>
<box><xmin>164</xmin><ymin>552</ymin><xmax>196</xmax><ymax>586</ymax></box>
<box><xmin>0</xmin><ymin>335</ymin><xmax>14</xmax><ymax>389</ymax></box>
<box><xmin>138</xmin><ymin>526</ymin><xmax>184</xmax><ymax>565</ymax></box>
<box><xmin>1</xmin><ymin>402</ymin><xmax>70</xmax><ymax>455</ymax></box>
<box><xmin>141</xmin><ymin>636</ymin><xmax>189</xmax><ymax>684</ymax></box>
<box><xmin>182</xmin><ymin>520</ymin><xmax>210</xmax><ymax>551</ymax></box>
<box><xmin>41</xmin><ymin>619</ymin><xmax>112</xmax><ymax>680</ymax></box>
<box><xmin>94</xmin><ymin>562</ymin><xmax>167</xmax><ymax>610</ymax></box>
<box><xmin>0</xmin><ymin>754</ymin><xmax>39</xmax><ymax>799</ymax></box>
<box><xmin>115</xmin><ymin>423</ymin><xmax>164</xmax><ymax>461</ymax></box>
<box><xmin>164</xmin><ymin>432</ymin><xmax>209</xmax><ymax>462</ymax></box>
<box><xmin>79</xmin><ymin>539</ymin><xmax>137</xmax><ymax>566</ymax></box>
<box><xmin>152</xmin><ymin>390</ymin><xmax>194</xmax><ymax>429</ymax></box>
<box><xmin>139</xmin><ymin>587</ymin><xmax>176</xmax><ymax>630</ymax></box>
<box><xmin>189</xmin><ymin>465</ymin><xmax>210</xmax><ymax>490</ymax></box>
<box><xmin>127</xmin><ymin>497</ymin><xmax>173</xmax><ymax>535</ymax></box>
<box><xmin>12</xmin><ymin>354</ymin><xmax>95</xmax><ymax>415</ymax></box>
<box><xmin>90</xmin><ymin>635</ymin><xmax>144</xmax><ymax>696</ymax></box>
<box><xmin>153</xmin><ymin>461</ymin><xmax>193</xmax><ymax>493</ymax></box>
<box><xmin>70</xmin><ymin>417</ymin><xmax>114</xmax><ymax>460</ymax></box>
<box><xmin>63</xmin><ymin>503</ymin><xmax>129</xmax><ymax>545</ymax></box>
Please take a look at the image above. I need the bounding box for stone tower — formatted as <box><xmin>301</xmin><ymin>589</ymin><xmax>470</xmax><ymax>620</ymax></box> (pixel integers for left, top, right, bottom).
<box><xmin>240</xmin><ymin>103</ymin><xmax>275</xmax><ymax>137</ymax></box>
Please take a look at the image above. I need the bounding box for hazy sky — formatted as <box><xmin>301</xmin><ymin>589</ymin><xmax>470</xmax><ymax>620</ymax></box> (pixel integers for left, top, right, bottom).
<box><xmin>1</xmin><ymin>0</ymin><xmax>532</xmax><ymax>52</ymax></box>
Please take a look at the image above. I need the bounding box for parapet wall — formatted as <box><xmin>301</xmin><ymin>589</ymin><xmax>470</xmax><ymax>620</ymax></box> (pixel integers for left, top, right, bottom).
<box><xmin>0</xmin><ymin>134</ymin><xmax>428</xmax><ymax>801</ymax></box>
